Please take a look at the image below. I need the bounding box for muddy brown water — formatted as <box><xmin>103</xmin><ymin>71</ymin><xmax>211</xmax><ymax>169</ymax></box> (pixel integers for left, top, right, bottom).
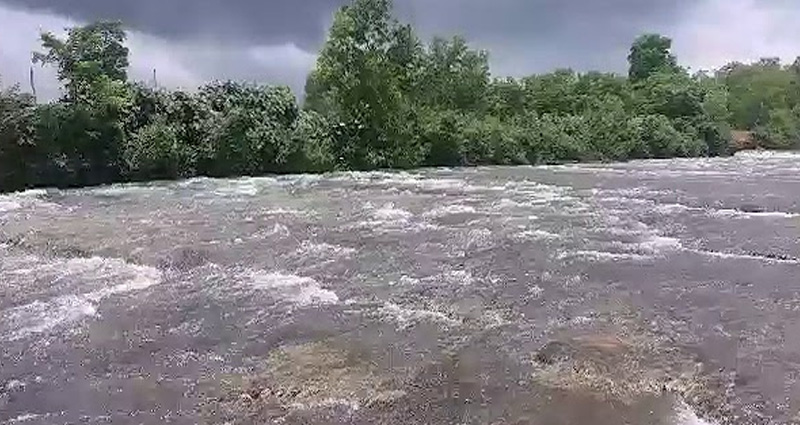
<box><xmin>2</xmin><ymin>152</ymin><xmax>800</xmax><ymax>424</ymax></box>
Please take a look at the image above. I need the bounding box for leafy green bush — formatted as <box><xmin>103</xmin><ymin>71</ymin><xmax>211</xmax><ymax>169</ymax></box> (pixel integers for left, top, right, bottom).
<box><xmin>123</xmin><ymin>118</ymin><xmax>191</xmax><ymax>180</ymax></box>
<box><xmin>0</xmin><ymin>84</ymin><xmax>37</xmax><ymax>191</ymax></box>
<box><xmin>288</xmin><ymin>110</ymin><xmax>336</xmax><ymax>172</ymax></box>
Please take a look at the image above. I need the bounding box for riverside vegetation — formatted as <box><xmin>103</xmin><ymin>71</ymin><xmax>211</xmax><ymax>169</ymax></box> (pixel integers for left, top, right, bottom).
<box><xmin>2</xmin><ymin>0</ymin><xmax>800</xmax><ymax>192</ymax></box>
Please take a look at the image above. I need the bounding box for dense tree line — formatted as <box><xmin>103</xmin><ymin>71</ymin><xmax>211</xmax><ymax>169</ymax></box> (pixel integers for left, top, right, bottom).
<box><xmin>2</xmin><ymin>0</ymin><xmax>800</xmax><ymax>192</ymax></box>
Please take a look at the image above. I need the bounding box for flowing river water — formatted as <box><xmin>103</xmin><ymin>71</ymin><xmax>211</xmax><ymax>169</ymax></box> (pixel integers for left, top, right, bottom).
<box><xmin>2</xmin><ymin>152</ymin><xmax>800</xmax><ymax>424</ymax></box>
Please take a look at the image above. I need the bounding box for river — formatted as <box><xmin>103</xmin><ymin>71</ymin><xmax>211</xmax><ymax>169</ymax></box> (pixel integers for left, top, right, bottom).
<box><xmin>2</xmin><ymin>151</ymin><xmax>800</xmax><ymax>424</ymax></box>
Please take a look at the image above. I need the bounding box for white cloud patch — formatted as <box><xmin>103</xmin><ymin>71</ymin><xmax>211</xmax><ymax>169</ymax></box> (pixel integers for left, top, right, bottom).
<box><xmin>248</xmin><ymin>43</ymin><xmax>317</xmax><ymax>73</ymax></box>
<box><xmin>126</xmin><ymin>32</ymin><xmax>203</xmax><ymax>92</ymax></box>
<box><xmin>673</xmin><ymin>0</ymin><xmax>800</xmax><ymax>72</ymax></box>
<box><xmin>0</xmin><ymin>4</ymin><xmax>65</xmax><ymax>99</ymax></box>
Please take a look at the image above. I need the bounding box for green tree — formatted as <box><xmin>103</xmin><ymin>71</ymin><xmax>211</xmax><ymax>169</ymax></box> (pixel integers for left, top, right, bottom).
<box><xmin>721</xmin><ymin>58</ymin><xmax>798</xmax><ymax>130</ymax></box>
<box><xmin>633</xmin><ymin>71</ymin><xmax>704</xmax><ymax>119</ymax></box>
<box><xmin>0</xmin><ymin>82</ymin><xmax>37</xmax><ymax>191</ymax></box>
<box><xmin>488</xmin><ymin>77</ymin><xmax>525</xmax><ymax>120</ymax></box>
<box><xmin>33</xmin><ymin>21</ymin><xmax>133</xmax><ymax>186</ymax></box>
<box><xmin>758</xmin><ymin>107</ymin><xmax>800</xmax><ymax>149</ymax></box>
<box><xmin>584</xmin><ymin>95</ymin><xmax>639</xmax><ymax>160</ymax></box>
<box><xmin>305</xmin><ymin>0</ymin><xmax>425</xmax><ymax>169</ymax></box>
<box><xmin>123</xmin><ymin>117</ymin><xmax>188</xmax><ymax>180</ymax></box>
<box><xmin>34</xmin><ymin>21</ymin><xmax>129</xmax><ymax>103</ymax></box>
<box><xmin>288</xmin><ymin>110</ymin><xmax>336</xmax><ymax>172</ymax></box>
<box><xmin>418</xmin><ymin>36</ymin><xmax>491</xmax><ymax>112</ymax></box>
<box><xmin>199</xmin><ymin>81</ymin><xmax>299</xmax><ymax>176</ymax></box>
<box><xmin>522</xmin><ymin>69</ymin><xmax>579</xmax><ymax>115</ymax></box>
<box><xmin>628</xmin><ymin>34</ymin><xmax>680</xmax><ymax>82</ymax></box>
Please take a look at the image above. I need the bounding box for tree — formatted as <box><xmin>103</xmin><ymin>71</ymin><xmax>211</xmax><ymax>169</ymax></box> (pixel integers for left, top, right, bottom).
<box><xmin>584</xmin><ymin>95</ymin><xmax>639</xmax><ymax>160</ymax></box>
<box><xmin>32</xmin><ymin>21</ymin><xmax>133</xmax><ymax>186</ymax></box>
<box><xmin>758</xmin><ymin>107</ymin><xmax>800</xmax><ymax>149</ymax></box>
<box><xmin>574</xmin><ymin>71</ymin><xmax>632</xmax><ymax>112</ymax></box>
<box><xmin>305</xmin><ymin>0</ymin><xmax>425</xmax><ymax>169</ymax></box>
<box><xmin>0</xmin><ymin>81</ymin><xmax>37</xmax><ymax>191</ymax></box>
<box><xmin>720</xmin><ymin>58</ymin><xmax>798</xmax><ymax>131</ymax></box>
<box><xmin>34</xmin><ymin>21</ymin><xmax>129</xmax><ymax>103</ymax></box>
<box><xmin>418</xmin><ymin>36</ymin><xmax>491</xmax><ymax>112</ymax></box>
<box><xmin>289</xmin><ymin>110</ymin><xmax>336</xmax><ymax>172</ymax></box>
<box><xmin>488</xmin><ymin>77</ymin><xmax>525</xmax><ymax>120</ymax></box>
<box><xmin>522</xmin><ymin>69</ymin><xmax>579</xmax><ymax>115</ymax></box>
<box><xmin>199</xmin><ymin>81</ymin><xmax>299</xmax><ymax>176</ymax></box>
<box><xmin>633</xmin><ymin>71</ymin><xmax>704</xmax><ymax>119</ymax></box>
<box><xmin>123</xmin><ymin>117</ymin><xmax>186</xmax><ymax>180</ymax></box>
<box><xmin>629</xmin><ymin>114</ymin><xmax>689</xmax><ymax>158</ymax></box>
<box><xmin>628</xmin><ymin>34</ymin><xmax>680</xmax><ymax>82</ymax></box>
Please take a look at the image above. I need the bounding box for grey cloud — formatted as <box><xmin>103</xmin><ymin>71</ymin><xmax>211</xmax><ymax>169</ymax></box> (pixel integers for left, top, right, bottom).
<box><xmin>2</xmin><ymin>0</ymin><xmax>694</xmax><ymax>49</ymax></box>
<box><xmin>0</xmin><ymin>0</ymin><xmax>345</xmax><ymax>49</ymax></box>
<box><xmin>2</xmin><ymin>0</ymin><xmax>799</xmax><ymax>101</ymax></box>
<box><xmin>0</xmin><ymin>0</ymin><xmax>701</xmax><ymax>78</ymax></box>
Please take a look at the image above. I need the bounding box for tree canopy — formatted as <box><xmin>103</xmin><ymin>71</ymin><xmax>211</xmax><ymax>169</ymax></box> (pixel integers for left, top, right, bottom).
<box><xmin>1</xmin><ymin>0</ymin><xmax>798</xmax><ymax>192</ymax></box>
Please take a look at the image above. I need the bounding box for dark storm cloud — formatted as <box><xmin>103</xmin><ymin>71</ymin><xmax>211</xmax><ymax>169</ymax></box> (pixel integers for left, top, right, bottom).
<box><xmin>0</xmin><ymin>0</ymin><xmax>345</xmax><ymax>48</ymax></box>
<box><xmin>1</xmin><ymin>0</ymin><xmax>691</xmax><ymax>51</ymax></box>
<box><xmin>3</xmin><ymin>0</ymin><xmax>798</xmax><ymax>100</ymax></box>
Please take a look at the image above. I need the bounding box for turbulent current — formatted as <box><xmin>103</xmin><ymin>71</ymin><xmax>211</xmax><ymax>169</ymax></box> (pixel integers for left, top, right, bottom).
<box><xmin>2</xmin><ymin>151</ymin><xmax>800</xmax><ymax>424</ymax></box>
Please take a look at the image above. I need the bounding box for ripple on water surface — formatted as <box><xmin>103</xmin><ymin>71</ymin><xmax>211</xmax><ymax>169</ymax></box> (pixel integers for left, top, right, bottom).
<box><xmin>3</xmin><ymin>155</ymin><xmax>800</xmax><ymax>424</ymax></box>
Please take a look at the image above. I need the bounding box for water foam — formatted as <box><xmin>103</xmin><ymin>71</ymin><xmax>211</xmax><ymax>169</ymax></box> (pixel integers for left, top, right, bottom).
<box><xmin>438</xmin><ymin>270</ymin><xmax>475</xmax><ymax>286</ymax></box>
<box><xmin>516</xmin><ymin>229</ymin><xmax>562</xmax><ymax>241</ymax></box>
<box><xmin>494</xmin><ymin>198</ymin><xmax>528</xmax><ymax>210</ymax></box>
<box><xmin>7</xmin><ymin>413</ymin><xmax>43</xmax><ymax>423</ymax></box>
<box><xmin>355</xmin><ymin>202</ymin><xmax>437</xmax><ymax>233</ymax></box>
<box><xmin>423</xmin><ymin>204</ymin><xmax>477</xmax><ymax>218</ymax></box>
<box><xmin>559</xmin><ymin>250</ymin><xmax>652</xmax><ymax>262</ymax></box>
<box><xmin>674</xmin><ymin>402</ymin><xmax>717</xmax><ymax>425</ymax></box>
<box><xmin>261</xmin><ymin>207</ymin><xmax>309</xmax><ymax>216</ymax></box>
<box><xmin>634</xmin><ymin>236</ymin><xmax>683</xmax><ymax>255</ymax></box>
<box><xmin>1</xmin><ymin>257</ymin><xmax>162</xmax><ymax>341</ymax></box>
<box><xmin>252</xmin><ymin>223</ymin><xmax>291</xmax><ymax>239</ymax></box>
<box><xmin>296</xmin><ymin>241</ymin><xmax>356</xmax><ymax>260</ymax></box>
<box><xmin>378</xmin><ymin>302</ymin><xmax>460</xmax><ymax>330</ymax></box>
<box><xmin>213</xmin><ymin>178</ymin><xmax>263</xmax><ymax>197</ymax></box>
<box><xmin>656</xmin><ymin>203</ymin><xmax>695</xmax><ymax>215</ymax></box>
<box><xmin>372</xmin><ymin>203</ymin><xmax>413</xmax><ymax>221</ymax></box>
<box><xmin>249</xmin><ymin>271</ymin><xmax>339</xmax><ymax>306</ymax></box>
<box><xmin>0</xmin><ymin>188</ymin><xmax>58</xmax><ymax>215</ymax></box>
<box><xmin>0</xmin><ymin>199</ymin><xmax>22</xmax><ymax>213</ymax></box>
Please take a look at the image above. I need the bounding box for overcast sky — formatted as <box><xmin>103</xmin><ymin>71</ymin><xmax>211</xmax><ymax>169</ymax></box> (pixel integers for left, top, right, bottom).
<box><xmin>1</xmin><ymin>0</ymin><xmax>800</xmax><ymax>100</ymax></box>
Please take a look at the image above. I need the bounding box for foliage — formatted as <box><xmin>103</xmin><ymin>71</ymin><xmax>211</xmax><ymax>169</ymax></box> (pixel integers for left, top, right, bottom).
<box><xmin>198</xmin><ymin>81</ymin><xmax>299</xmax><ymax>176</ymax></box>
<box><xmin>628</xmin><ymin>34</ymin><xmax>680</xmax><ymax>82</ymax></box>
<box><xmin>4</xmin><ymin>1</ymin><xmax>800</xmax><ymax>192</ymax></box>
<box><xmin>34</xmin><ymin>21</ymin><xmax>129</xmax><ymax>103</ymax></box>
<box><xmin>0</xmin><ymin>83</ymin><xmax>37</xmax><ymax>191</ymax></box>
<box><xmin>123</xmin><ymin>117</ymin><xmax>187</xmax><ymax>180</ymax></box>
<box><xmin>305</xmin><ymin>0</ymin><xmax>422</xmax><ymax>170</ymax></box>
<box><xmin>757</xmin><ymin>107</ymin><xmax>800</xmax><ymax>149</ymax></box>
<box><xmin>289</xmin><ymin>110</ymin><xmax>336</xmax><ymax>172</ymax></box>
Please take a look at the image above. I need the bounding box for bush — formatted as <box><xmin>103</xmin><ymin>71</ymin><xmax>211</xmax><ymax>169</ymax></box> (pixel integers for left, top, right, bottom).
<box><xmin>198</xmin><ymin>82</ymin><xmax>299</xmax><ymax>177</ymax></box>
<box><xmin>288</xmin><ymin>110</ymin><xmax>336</xmax><ymax>172</ymax></box>
<box><xmin>585</xmin><ymin>96</ymin><xmax>639</xmax><ymax>161</ymax></box>
<box><xmin>421</xmin><ymin>109</ymin><xmax>466</xmax><ymax>167</ymax></box>
<box><xmin>123</xmin><ymin>118</ymin><xmax>193</xmax><ymax>180</ymax></box>
<box><xmin>537</xmin><ymin>114</ymin><xmax>590</xmax><ymax>163</ymax></box>
<box><xmin>758</xmin><ymin>108</ymin><xmax>800</xmax><ymax>149</ymax></box>
<box><xmin>0</xmin><ymin>85</ymin><xmax>37</xmax><ymax>191</ymax></box>
<box><xmin>629</xmin><ymin>114</ymin><xmax>683</xmax><ymax>158</ymax></box>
